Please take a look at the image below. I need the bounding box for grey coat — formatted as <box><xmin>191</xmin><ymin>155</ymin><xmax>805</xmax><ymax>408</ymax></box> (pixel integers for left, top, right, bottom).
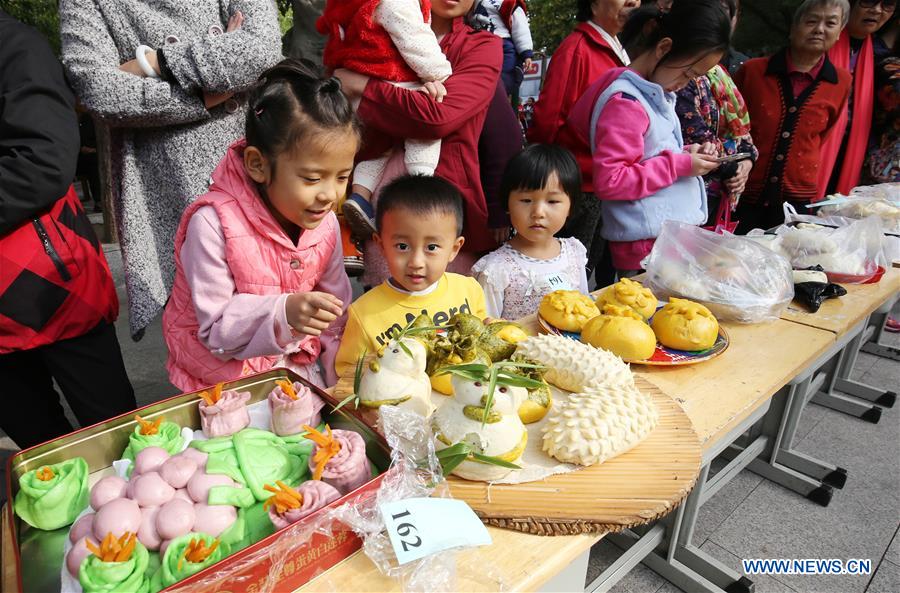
<box><xmin>59</xmin><ymin>0</ymin><xmax>282</xmax><ymax>337</ymax></box>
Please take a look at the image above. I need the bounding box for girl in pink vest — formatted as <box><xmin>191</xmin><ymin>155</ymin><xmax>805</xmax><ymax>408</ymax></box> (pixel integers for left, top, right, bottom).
<box><xmin>163</xmin><ymin>59</ymin><xmax>359</xmax><ymax>391</ymax></box>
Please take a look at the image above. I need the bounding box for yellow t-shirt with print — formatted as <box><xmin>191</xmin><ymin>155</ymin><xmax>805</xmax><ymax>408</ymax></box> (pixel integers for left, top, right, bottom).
<box><xmin>334</xmin><ymin>273</ymin><xmax>487</xmax><ymax>377</ymax></box>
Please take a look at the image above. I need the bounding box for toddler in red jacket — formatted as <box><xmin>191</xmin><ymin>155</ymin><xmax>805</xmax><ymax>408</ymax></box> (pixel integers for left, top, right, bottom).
<box><xmin>318</xmin><ymin>0</ymin><xmax>453</xmax><ymax>241</ymax></box>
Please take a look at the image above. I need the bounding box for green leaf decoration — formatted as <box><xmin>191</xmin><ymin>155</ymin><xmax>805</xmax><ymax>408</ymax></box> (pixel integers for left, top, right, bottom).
<box><xmin>334</xmin><ymin>350</ymin><xmax>366</xmax><ymax>413</ymax></box>
<box><xmin>436</xmin><ymin>442</ymin><xmax>471</xmax><ymax>458</ymax></box>
<box><xmin>470</xmin><ymin>453</ymin><xmax>522</xmax><ymax>469</ymax></box>
<box><xmin>436</xmin><ymin>441</ymin><xmax>523</xmax><ymax>475</ymax></box>
<box><xmin>353</xmin><ymin>349</ymin><xmax>366</xmax><ymax>395</ymax></box>
<box><xmin>390</xmin><ymin>318</ymin><xmax>445</xmax><ymax>359</ymax></box>
<box><xmin>398</xmin><ymin>339</ymin><xmax>414</xmax><ymax>359</ymax></box>
<box><xmin>331</xmin><ymin>391</ymin><xmax>359</xmax><ymax>414</ymax></box>
<box><xmin>483</xmin><ymin>367</ymin><xmax>499</xmax><ymax>428</ymax></box>
<box><xmin>438</xmin><ymin>453</ymin><xmax>469</xmax><ymax>475</ymax></box>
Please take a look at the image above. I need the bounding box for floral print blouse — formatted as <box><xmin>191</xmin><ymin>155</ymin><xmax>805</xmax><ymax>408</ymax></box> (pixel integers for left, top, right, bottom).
<box><xmin>675</xmin><ymin>64</ymin><xmax>759</xmax><ymax>216</ymax></box>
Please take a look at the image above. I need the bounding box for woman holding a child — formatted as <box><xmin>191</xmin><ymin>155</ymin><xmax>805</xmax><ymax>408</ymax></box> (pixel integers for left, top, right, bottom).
<box><xmin>333</xmin><ymin>0</ymin><xmax>503</xmax><ymax>286</ymax></box>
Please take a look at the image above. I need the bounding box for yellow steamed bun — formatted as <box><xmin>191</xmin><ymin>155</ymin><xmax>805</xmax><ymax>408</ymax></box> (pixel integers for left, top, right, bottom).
<box><xmin>581</xmin><ymin>305</ymin><xmax>657</xmax><ymax>361</ymax></box>
<box><xmin>651</xmin><ymin>298</ymin><xmax>719</xmax><ymax>351</ymax></box>
<box><xmin>539</xmin><ymin>290</ymin><xmax>600</xmax><ymax>332</ymax></box>
<box><xmin>595</xmin><ymin>278</ymin><xmax>658</xmax><ymax>319</ymax></box>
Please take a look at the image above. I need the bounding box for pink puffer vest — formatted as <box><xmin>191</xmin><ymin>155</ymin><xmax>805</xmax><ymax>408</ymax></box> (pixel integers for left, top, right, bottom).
<box><xmin>163</xmin><ymin>139</ymin><xmax>336</xmax><ymax>391</ymax></box>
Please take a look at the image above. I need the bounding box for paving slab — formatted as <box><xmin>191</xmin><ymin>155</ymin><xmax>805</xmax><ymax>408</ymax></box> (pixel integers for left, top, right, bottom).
<box><xmin>585</xmin><ymin>539</ymin><xmax>667</xmax><ymax>593</ymax></box>
<box><xmin>708</xmin><ymin>398</ymin><xmax>899</xmax><ymax>593</ymax></box>
<box><xmin>886</xmin><ymin>529</ymin><xmax>900</xmax><ymax>566</ymax></box>
<box><xmin>866</xmin><ymin>559</ymin><xmax>900</xmax><ymax>593</ymax></box>
<box><xmin>693</xmin><ymin>466</ymin><xmax>764</xmax><ymax>545</ymax></box>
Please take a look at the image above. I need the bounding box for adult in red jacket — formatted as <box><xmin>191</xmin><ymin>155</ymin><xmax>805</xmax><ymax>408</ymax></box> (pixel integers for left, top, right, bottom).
<box><xmin>528</xmin><ymin>0</ymin><xmax>638</xmax><ymax>285</ymax></box>
<box><xmin>334</xmin><ymin>0</ymin><xmax>502</xmax><ymax>284</ymax></box>
<box><xmin>0</xmin><ymin>11</ymin><xmax>135</xmax><ymax>449</ymax></box>
<box><xmin>820</xmin><ymin>0</ymin><xmax>895</xmax><ymax>195</ymax></box>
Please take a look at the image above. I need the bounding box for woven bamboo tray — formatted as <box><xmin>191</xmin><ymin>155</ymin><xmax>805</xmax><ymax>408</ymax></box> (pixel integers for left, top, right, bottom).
<box><xmin>334</xmin><ymin>369</ymin><xmax>701</xmax><ymax>536</ymax></box>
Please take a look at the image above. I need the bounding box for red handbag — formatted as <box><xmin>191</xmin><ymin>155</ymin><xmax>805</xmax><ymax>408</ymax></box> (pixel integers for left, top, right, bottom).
<box><xmin>703</xmin><ymin>193</ymin><xmax>739</xmax><ymax>234</ymax></box>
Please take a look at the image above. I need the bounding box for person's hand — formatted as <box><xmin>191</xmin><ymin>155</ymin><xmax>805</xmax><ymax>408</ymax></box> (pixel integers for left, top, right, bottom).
<box><xmin>226</xmin><ymin>10</ymin><xmax>244</xmax><ymax>32</ymax></box>
<box><xmin>119</xmin><ymin>58</ymin><xmax>145</xmax><ymax>76</ymax></box>
<box><xmin>491</xmin><ymin>227</ymin><xmax>510</xmax><ymax>244</ymax></box>
<box><xmin>420</xmin><ymin>80</ymin><xmax>447</xmax><ymax>103</ymax></box>
<box><xmin>699</xmin><ymin>141</ymin><xmax>717</xmax><ymax>156</ymax></box>
<box><xmin>285</xmin><ymin>292</ymin><xmax>344</xmax><ymax>337</ymax></box>
<box><xmin>523</xmin><ymin>57</ymin><xmax>533</xmax><ymax>71</ymax></box>
<box><xmin>202</xmin><ymin>91</ymin><xmax>234</xmax><ymax>109</ymax></box>
<box><xmin>690</xmin><ymin>152</ymin><xmax>720</xmax><ymax>176</ymax></box>
<box><xmin>333</xmin><ymin>69</ymin><xmax>370</xmax><ymax>101</ymax></box>
<box><xmin>725</xmin><ymin>159</ymin><xmax>752</xmax><ymax>195</ymax></box>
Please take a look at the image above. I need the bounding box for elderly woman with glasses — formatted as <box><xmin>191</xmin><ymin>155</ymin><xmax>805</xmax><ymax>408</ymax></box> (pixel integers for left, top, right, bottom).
<box><xmin>734</xmin><ymin>0</ymin><xmax>852</xmax><ymax>232</ymax></box>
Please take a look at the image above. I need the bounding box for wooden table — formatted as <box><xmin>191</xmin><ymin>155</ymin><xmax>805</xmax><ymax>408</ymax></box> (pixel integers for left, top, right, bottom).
<box><xmin>778</xmin><ymin>268</ymin><xmax>900</xmax><ymax>423</ymax></box>
<box><xmin>494</xmin><ymin>314</ymin><xmax>838</xmax><ymax>593</ymax></box>
<box><xmin>781</xmin><ymin>268</ymin><xmax>900</xmax><ymax>334</ymax></box>
<box><xmin>635</xmin><ymin>320</ymin><xmax>834</xmax><ymax>447</ymax></box>
<box><xmin>4</xmin><ymin>282</ymin><xmax>895</xmax><ymax>593</ymax></box>
<box><xmin>301</xmin><ymin>527</ymin><xmax>598</xmax><ymax>592</ymax></box>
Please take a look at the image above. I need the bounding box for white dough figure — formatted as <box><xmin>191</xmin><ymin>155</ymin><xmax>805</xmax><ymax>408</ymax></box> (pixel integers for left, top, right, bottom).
<box><xmin>357</xmin><ymin>337</ymin><xmax>434</xmax><ymax>417</ymax></box>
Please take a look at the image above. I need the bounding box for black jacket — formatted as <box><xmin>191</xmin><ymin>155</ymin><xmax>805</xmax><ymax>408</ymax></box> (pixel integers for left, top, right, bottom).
<box><xmin>0</xmin><ymin>10</ymin><xmax>80</xmax><ymax>235</ymax></box>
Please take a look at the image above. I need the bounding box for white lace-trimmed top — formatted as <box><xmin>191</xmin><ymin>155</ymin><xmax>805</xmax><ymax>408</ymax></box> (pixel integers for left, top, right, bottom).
<box><xmin>472</xmin><ymin>238</ymin><xmax>590</xmax><ymax>320</ymax></box>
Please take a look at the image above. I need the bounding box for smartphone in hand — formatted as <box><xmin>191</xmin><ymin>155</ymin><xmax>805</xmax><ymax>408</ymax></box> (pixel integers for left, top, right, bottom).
<box><xmin>716</xmin><ymin>152</ymin><xmax>752</xmax><ymax>163</ymax></box>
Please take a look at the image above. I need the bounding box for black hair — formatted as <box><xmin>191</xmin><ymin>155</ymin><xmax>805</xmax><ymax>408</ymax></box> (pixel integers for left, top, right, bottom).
<box><xmin>576</xmin><ymin>0</ymin><xmax>593</xmax><ymax>22</ymax></box>
<box><xmin>375</xmin><ymin>175</ymin><xmax>465</xmax><ymax>236</ymax></box>
<box><xmin>245</xmin><ymin>58</ymin><xmax>360</xmax><ymax>173</ymax></box>
<box><xmin>621</xmin><ymin>0</ymin><xmax>731</xmax><ymax>67</ymax></box>
<box><xmin>722</xmin><ymin>0</ymin><xmax>738</xmax><ymax>21</ymax></box>
<box><xmin>499</xmin><ymin>144</ymin><xmax>582</xmax><ymax>217</ymax></box>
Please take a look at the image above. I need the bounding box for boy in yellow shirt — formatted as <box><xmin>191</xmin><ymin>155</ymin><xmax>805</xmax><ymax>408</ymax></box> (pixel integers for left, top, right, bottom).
<box><xmin>335</xmin><ymin>175</ymin><xmax>487</xmax><ymax>376</ymax></box>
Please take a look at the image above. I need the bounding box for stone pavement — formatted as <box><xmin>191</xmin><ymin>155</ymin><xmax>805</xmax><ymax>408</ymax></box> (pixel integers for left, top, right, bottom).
<box><xmin>1</xmin><ymin>241</ymin><xmax>898</xmax><ymax>593</ymax></box>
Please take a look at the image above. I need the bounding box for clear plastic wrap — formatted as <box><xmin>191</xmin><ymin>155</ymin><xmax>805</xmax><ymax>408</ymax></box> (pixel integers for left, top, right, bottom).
<box><xmin>820</xmin><ymin>194</ymin><xmax>900</xmax><ymax>234</ymax></box>
<box><xmin>324</xmin><ymin>405</ymin><xmax>460</xmax><ymax>593</ymax></box>
<box><xmin>59</xmin><ymin>403</ymin><xmax>489</xmax><ymax>593</ymax></box>
<box><xmin>817</xmin><ymin>186</ymin><xmax>900</xmax><ymax>263</ymax></box>
<box><xmin>168</xmin><ymin>405</ymin><xmax>492</xmax><ymax>593</ymax></box>
<box><xmin>643</xmin><ymin>221</ymin><xmax>794</xmax><ymax>323</ymax></box>
<box><xmin>763</xmin><ymin>204</ymin><xmax>888</xmax><ymax>283</ymax></box>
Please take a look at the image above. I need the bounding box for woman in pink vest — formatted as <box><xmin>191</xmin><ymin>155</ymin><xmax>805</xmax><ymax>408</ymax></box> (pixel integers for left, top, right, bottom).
<box><xmin>163</xmin><ymin>60</ymin><xmax>358</xmax><ymax>391</ymax></box>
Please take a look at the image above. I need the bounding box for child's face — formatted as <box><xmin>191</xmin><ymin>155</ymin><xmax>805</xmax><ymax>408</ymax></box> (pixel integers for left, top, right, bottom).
<box><xmin>245</xmin><ymin>130</ymin><xmax>357</xmax><ymax>232</ymax></box>
<box><xmin>376</xmin><ymin>207</ymin><xmax>464</xmax><ymax>291</ymax></box>
<box><xmin>507</xmin><ymin>172</ymin><xmax>571</xmax><ymax>245</ymax></box>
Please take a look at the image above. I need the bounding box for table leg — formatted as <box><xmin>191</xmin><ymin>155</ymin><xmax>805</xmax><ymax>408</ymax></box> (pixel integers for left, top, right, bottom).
<box><xmin>808</xmin><ymin>319</ymin><xmax>885</xmax><ymax>422</ymax></box>
<box><xmin>625</xmin><ymin>416</ymin><xmax>769</xmax><ymax>593</ymax></box>
<box><xmin>540</xmin><ymin>547</ymin><xmax>590</xmax><ymax>592</ymax></box>
<box><xmin>716</xmin><ymin>384</ymin><xmax>837</xmax><ymax>505</ymax></box>
<box><xmin>828</xmin><ymin>312</ymin><xmax>896</xmax><ymax>407</ymax></box>
<box><xmin>859</xmin><ymin>296</ymin><xmax>900</xmax><ymax>362</ymax></box>
<box><xmin>583</xmin><ymin>525</ymin><xmax>666</xmax><ymax>593</ymax></box>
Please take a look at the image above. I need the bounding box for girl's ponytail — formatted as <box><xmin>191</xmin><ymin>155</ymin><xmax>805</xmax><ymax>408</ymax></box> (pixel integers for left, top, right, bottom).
<box><xmin>245</xmin><ymin>58</ymin><xmax>359</xmax><ymax>165</ymax></box>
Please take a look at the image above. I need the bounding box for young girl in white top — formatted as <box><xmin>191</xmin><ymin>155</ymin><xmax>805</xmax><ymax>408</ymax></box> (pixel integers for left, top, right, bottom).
<box><xmin>473</xmin><ymin>144</ymin><xmax>589</xmax><ymax>319</ymax></box>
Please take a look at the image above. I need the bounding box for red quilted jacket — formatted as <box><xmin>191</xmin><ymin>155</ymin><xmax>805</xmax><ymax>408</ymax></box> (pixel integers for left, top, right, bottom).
<box><xmin>0</xmin><ymin>187</ymin><xmax>118</xmax><ymax>353</ymax></box>
<box><xmin>317</xmin><ymin>0</ymin><xmax>431</xmax><ymax>82</ymax></box>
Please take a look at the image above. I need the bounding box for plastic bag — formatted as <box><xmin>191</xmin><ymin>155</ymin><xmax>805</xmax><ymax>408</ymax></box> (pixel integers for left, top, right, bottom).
<box><xmin>816</xmin><ymin>186</ymin><xmax>900</xmax><ymax>263</ymax></box>
<box><xmin>642</xmin><ymin>221</ymin><xmax>794</xmax><ymax>323</ymax></box>
<box><xmin>819</xmin><ymin>193</ymin><xmax>900</xmax><ymax>234</ymax></box>
<box><xmin>326</xmin><ymin>405</ymin><xmax>503</xmax><ymax>593</ymax></box>
<box><xmin>769</xmin><ymin>204</ymin><xmax>887</xmax><ymax>282</ymax></box>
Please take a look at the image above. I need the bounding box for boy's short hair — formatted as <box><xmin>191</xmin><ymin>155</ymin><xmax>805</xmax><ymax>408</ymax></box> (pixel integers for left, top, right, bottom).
<box><xmin>375</xmin><ymin>175</ymin><xmax>465</xmax><ymax>236</ymax></box>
